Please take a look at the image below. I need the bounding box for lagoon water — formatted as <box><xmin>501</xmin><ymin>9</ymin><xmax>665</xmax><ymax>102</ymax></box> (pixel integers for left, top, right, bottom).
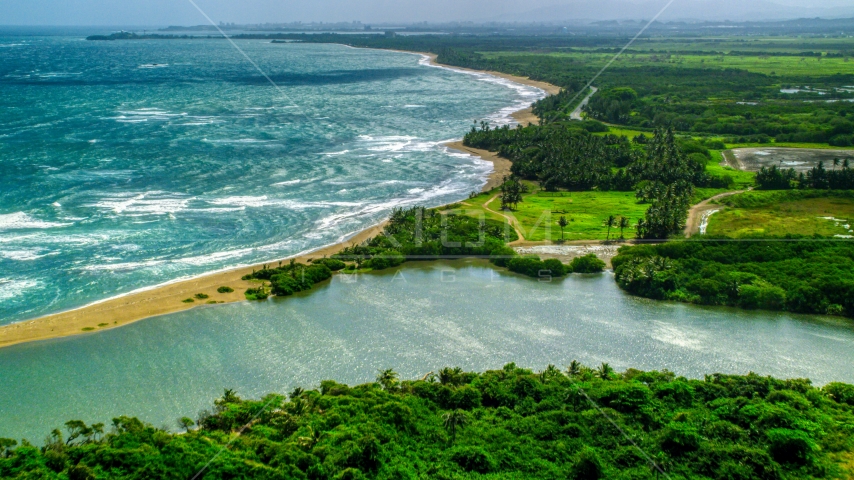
<box><xmin>0</xmin><ymin>33</ymin><xmax>542</xmax><ymax>324</ymax></box>
<box><xmin>2</xmin><ymin>261</ymin><xmax>854</xmax><ymax>442</ymax></box>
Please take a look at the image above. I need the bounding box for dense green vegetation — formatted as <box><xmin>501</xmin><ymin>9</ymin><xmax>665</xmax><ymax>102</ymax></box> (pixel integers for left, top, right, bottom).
<box><xmin>451</xmin><ymin>49</ymin><xmax>854</xmax><ymax>147</ymax></box>
<box><xmin>3</xmin><ymin>364</ymin><xmax>853</xmax><ymax>479</ymax></box>
<box><xmin>757</xmin><ymin>161</ymin><xmax>854</xmax><ymax>190</ymax></box>
<box><xmin>613</xmin><ymin>240</ymin><xmax>854</xmax><ymax>317</ymax></box>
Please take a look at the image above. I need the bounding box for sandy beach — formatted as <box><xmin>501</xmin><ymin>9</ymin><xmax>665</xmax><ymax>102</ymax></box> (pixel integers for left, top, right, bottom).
<box><xmin>0</xmin><ymin>51</ymin><xmax>559</xmax><ymax>350</ymax></box>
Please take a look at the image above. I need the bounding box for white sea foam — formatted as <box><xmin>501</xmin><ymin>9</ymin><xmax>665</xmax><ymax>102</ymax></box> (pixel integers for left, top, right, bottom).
<box><xmin>82</xmin><ymin>259</ymin><xmax>167</xmax><ymax>272</ymax></box>
<box><xmin>208</xmin><ymin>196</ymin><xmax>363</xmax><ymax>209</ymax></box>
<box><xmin>111</xmin><ymin>108</ymin><xmax>187</xmax><ymax>123</ymax></box>
<box><xmin>89</xmin><ymin>192</ymin><xmax>192</xmax><ymax>215</ymax></box>
<box><xmin>0</xmin><ymin>212</ymin><xmax>72</xmax><ymax>230</ymax></box>
<box><xmin>138</xmin><ymin>63</ymin><xmax>169</xmax><ymax>69</ymax></box>
<box><xmin>323</xmin><ymin>150</ymin><xmax>350</xmax><ymax>156</ymax></box>
<box><xmin>0</xmin><ymin>278</ymin><xmax>41</xmax><ymax>303</ymax></box>
<box><xmin>357</xmin><ymin>135</ymin><xmax>441</xmax><ymax>154</ymax></box>
<box><xmin>0</xmin><ymin>249</ymin><xmax>56</xmax><ymax>261</ymax></box>
<box><xmin>272</xmin><ymin>179</ymin><xmax>303</xmax><ymax>186</ymax></box>
<box><xmin>313</xmin><ymin>178</ymin><xmax>463</xmax><ymax>232</ymax></box>
<box><xmin>205</xmin><ymin>138</ymin><xmax>271</xmax><ymax>144</ymax></box>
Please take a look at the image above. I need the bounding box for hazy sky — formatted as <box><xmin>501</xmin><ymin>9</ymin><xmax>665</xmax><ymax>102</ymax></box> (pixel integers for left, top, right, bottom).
<box><xmin>2</xmin><ymin>0</ymin><xmax>852</xmax><ymax>26</ymax></box>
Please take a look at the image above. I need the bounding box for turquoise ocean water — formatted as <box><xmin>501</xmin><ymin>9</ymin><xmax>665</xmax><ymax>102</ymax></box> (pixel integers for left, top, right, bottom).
<box><xmin>0</xmin><ymin>33</ymin><xmax>542</xmax><ymax>324</ymax></box>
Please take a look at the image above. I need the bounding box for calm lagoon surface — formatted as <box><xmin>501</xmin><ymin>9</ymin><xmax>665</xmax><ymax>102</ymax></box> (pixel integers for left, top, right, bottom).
<box><xmin>1</xmin><ymin>261</ymin><xmax>853</xmax><ymax>442</ymax></box>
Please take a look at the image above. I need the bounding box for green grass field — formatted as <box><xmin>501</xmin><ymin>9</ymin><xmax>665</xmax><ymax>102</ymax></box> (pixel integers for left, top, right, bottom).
<box><xmin>484</xmin><ymin>50</ymin><xmax>854</xmax><ymax>77</ymax></box>
<box><xmin>458</xmin><ymin>185</ymin><xmax>648</xmax><ymax>242</ymax></box>
<box><xmin>707</xmin><ymin>191</ymin><xmax>854</xmax><ymax>237</ymax></box>
<box><xmin>456</xmin><ymin>146</ymin><xmax>755</xmax><ymax>242</ymax></box>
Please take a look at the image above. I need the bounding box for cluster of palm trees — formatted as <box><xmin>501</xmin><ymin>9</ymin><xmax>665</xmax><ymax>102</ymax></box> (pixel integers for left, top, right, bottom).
<box><xmin>499</xmin><ymin>175</ymin><xmax>524</xmax><ymax>211</ymax></box>
<box><xmin>637</xmin><ymin>180</ymin><xmax>694</xmax><ymax>240</ymax></box>
<box><xmin>604</xmin><ymin>215</ymin><xmax>633</xmax><ymax>242</ymax></box>
<box><xmin>463</xmin><ymin>122</ymin><xmax>639</xmax><ymax>192</ymax></box>
<box><xmin>565</xmin><ymin>360</ymin><xmax>615</xmax><ymax>380</ymax></box>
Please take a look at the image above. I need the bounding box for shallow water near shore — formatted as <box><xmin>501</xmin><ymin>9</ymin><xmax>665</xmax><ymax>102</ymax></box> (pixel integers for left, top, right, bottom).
<box><xmin>0</xmin><ymin>33</ymin><xmax>542</xmax><ymax>324</ymax></box>
<box><xmin>1</xmin><ymin>260</ymin><xmax>853</xmax><ymax>442</ymax></box>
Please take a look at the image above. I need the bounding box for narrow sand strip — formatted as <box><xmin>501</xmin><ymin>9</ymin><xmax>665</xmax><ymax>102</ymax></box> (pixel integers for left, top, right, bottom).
<box><xmin>0</xmin><ymin>54</ymin><xmax>560</xmax><ymax>350</ymax></box>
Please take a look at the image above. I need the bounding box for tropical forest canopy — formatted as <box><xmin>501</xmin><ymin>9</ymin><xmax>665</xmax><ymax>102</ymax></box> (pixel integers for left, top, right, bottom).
<box><xmin>2</xmin><ymin>364</ymin><xmax>854</xmax><ymax>479</ymax></box>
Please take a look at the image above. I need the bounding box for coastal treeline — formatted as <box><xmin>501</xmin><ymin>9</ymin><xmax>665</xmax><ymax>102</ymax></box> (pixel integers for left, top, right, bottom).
<box><xmin>613</xmin><ymin>240</ymin><xmax>854</xmax><ymax>317</ymax></box>
<box><xmin>756</xmin><ymin>161</ymin><xmax>854</xmax><ymax>190</ymax></box>
<box><xmin>2</xmin><ymin>364</ymin><xmax>852</xmax><ymax>479</ymax></box>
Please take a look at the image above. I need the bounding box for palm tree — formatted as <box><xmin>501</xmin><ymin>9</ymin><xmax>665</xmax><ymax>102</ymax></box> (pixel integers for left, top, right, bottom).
<box><xmin>290</xmin><ymin>387</ymin><xmax>305</xmax><ymax>400</ymax></box>
<box><xmin>844</xmin><ymin>158</ymin><xmax>850</xmax><ymax>170</ymax></box>
<box><xmin>540</xmin><ymin>364</ymin><xmax>561</xmax><ymax>383</ymax></box>
<box><xmin>636</xmin><ymin>218</ymin><xmax>647</xmax><ymax>239</ymax></box>
<box><xmin>597</xmin><ymin>363</ymin><xmax>614</xmax><ymax>380</ymax></box>
<box><xmin>442</xmin><ymin>410</ymin><xmax>469</xmax><ymax>442</ymax></box>
<box><xmin>566</xmin><ymin>360</ymin><xmax>582</xmax><ymax>378</ymax></box>
<box><xmin>618</xmin><ymin>216</ymin><xmax>631</xmax><ymax>240</ymax></box>
<box><xmin>376</xmin><ymin>369</ymin><xmax>399</xmax><ymax>391</ymax></box>
<box><xmin>297</xmin><ymin>426</ymin><xmax>324</xmax><ymax>449</ymax></box>
<box><xmin>558</xmin><ymin>216</ymin><xmax>568</xmax><ymax>242</ymax></box>
<box><xmin>604</xmin><ymin>215</ymin><xmax>617</xmax><ymax>242</ymax></box>
<box><xmin>439</xmin><ymin>367</ymin><xmax>463</xmax><ymax>386</ymax></box>
<box><xmin>833</xmin><ymin>158</ymin><xmax>840</xmax><ymax>170</ymax></box>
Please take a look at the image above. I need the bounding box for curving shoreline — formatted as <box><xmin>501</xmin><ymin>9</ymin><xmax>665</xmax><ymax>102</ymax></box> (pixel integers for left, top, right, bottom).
<box><xmin>0</xmin><ymin>51</ymin><xmax>560</xmax><ymax>350</ymax></box>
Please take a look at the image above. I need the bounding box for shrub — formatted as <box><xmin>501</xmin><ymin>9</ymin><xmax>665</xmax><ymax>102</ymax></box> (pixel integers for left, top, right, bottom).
<box><xmin>661</xmin><ymin>422</ymin><xmax>701</xmax><ymax>455</ymax></box>
<box><xmin>489</xmin><ymin>246</ymin><xmax>517</xmax><ymax>267</ymax></box>
<box><xmin>542</xmin><ymin>258</ymin><xmax>568</xmax><ymax>277</ymax></box>
<box><xmin>182</xmin><ymin>298</ymin><xmax>194</xmax><ymax>303</ymax></box>
<box><xmin>507</xmin><ymin>256</ymin><xmax>547</xmax><ymax>278</ymax></box>
<box><xmin>766</xmin><ymin>428</ymin><xmax>815</xmax><ymax>465</ymax></box>
<box><xmin>569</xmin><ymin>254</ymin><xmax>606</xmax><ymax>273</ymax></box>
<box><xmin>363</xmin><ymin>251</ymin><xmax>404</xmax><ymax>270</ymax></box>
<box><xmin>270</xmin><ymin>275</ymin><xmax>305</xmax><ymax>296</ymax></box>
<box><xmin>823</xmin><ymin>382</ymin><xmax>854</xmax><ymax>406</ymax></box>
<box><xmin>571</xmin><ymin>447</ymin><xmax>604</xmax><ymax>480</ymax></box>
<box><xmin>738</xmin><ymin>284</ymin><xmax>786</xmax><ymax>310</ymax></box>
<box><xmin>450</xmin><ymin>385</ymin><xmax>482</xmax><ymax>410</ymax></box>
<box><xmin>449</xmin><ymin>446</ymin><xmax>494</xmax><ymax>473</ymax></box>
<box><xmin>313</xmin><ymin>258</ymin><xmax>346</xmax><ymax>271</ymax></box>
<box><xmin>217</xmin><ymin>286</ymin><xmax>234</xmax><ymax>294</ymax></box>
<box><xmin>244</xmin><ymin>287</ymin><xmax>269</xmax><ymax>301</ymax></box>
<box><xmin>194</xmin><ymin>293</ymin><xmax>209</xmax><ymax>300</ymax></box>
